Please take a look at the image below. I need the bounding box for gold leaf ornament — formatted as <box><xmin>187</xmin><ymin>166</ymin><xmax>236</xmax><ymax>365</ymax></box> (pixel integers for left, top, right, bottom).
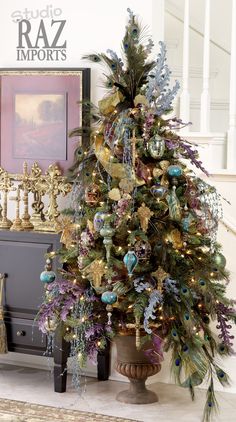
<box><xmin>108</xmin><ymin>188</ymin><xmax>121</xmax><ymax>201</ymax></box>
<box><xmin>98</xmin><ymin>91</ymin><xmax>124</xmax><ymax>115</ymax></box>
<box><xmin>137</xmin><ymin>203</ymin><xmax>154</xmax><ymax>232</ymax></box>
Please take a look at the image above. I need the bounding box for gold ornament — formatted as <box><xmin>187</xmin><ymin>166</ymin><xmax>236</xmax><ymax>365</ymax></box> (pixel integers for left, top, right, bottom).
<box><xmin>54</xmin><ymin>216</ymin><xmax>76</xmax><ymax>249</ymax></box>
<box><xmin>153</xmin><ymin>160</ymin><xmax>170</xmax><ymax>187</ymax></box>
<box><xmin>81</xmin><ymin>259</ymin><xmax>106</xmax><ymax>287</ymax></box>
<box><xmin>166</xmin><ymin>229</ymin><xmax>183</xmax><ymax>249</ymax></box>
<box><xmin>152</xmin><ymin>266</ymin><xmax>170</xmax><ymax>292</ymax></box>
<box><xmin>108</xmin><ymin>188</ymin><xmax>121</xmax><ymax>201</ymax></box>
<box><xmin>119</xmin><ymin>178</ymin><xmax>134</xmax><ymax>193</ymax></box>
<box><xmin>137</xmin><ymin>203</ymin><xmax>154</xmax><ymax>232</ymax></box>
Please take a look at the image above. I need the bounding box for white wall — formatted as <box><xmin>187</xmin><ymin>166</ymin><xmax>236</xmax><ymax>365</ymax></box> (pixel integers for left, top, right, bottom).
<box><xmin>0</xmin><ymin>0</ymin><xmax>236</xmax><ymax>394</ymax></box>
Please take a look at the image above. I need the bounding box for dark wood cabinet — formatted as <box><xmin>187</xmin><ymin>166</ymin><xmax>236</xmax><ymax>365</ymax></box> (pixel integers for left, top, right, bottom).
<box><xmin>0</xmin><ymin>230</ymin><xmax>110</xmax><ymax>391</ymax></box>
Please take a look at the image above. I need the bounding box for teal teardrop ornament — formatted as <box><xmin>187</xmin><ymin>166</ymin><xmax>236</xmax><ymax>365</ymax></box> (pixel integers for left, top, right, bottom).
<box><xmin>123</xmin><ymin>250</ymin><xmax>138</xmax><ymax>277</ymax></box>
<box><xmin>148</xmin><ymin>135</ymin><xmax>165</xmax><ymax>159</ymax></box>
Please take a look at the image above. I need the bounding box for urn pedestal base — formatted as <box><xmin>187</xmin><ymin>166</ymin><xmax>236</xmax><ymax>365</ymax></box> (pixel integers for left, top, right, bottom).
<box><xmin>116</xmin><ymin>375</ymin><xmax>158</xmax><ymax>404</ymax></box>
<box><xmin>115</xmin><ymin>335</ymin><xmax>161</xmax><ymax>405</ymax></box>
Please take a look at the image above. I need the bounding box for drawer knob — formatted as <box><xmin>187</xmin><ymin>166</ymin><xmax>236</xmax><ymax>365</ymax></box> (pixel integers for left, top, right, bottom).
<box><xmin>16</xmin><ymin>330</ymin><xmax>25</xmax><ymax>337</ymax></box>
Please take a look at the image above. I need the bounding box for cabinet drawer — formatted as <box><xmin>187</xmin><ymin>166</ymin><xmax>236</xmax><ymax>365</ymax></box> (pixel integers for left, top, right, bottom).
<box><xmin>5</xmin><ymin>318</ymin><xmax>46</xmax><ymax>350</ymax></box>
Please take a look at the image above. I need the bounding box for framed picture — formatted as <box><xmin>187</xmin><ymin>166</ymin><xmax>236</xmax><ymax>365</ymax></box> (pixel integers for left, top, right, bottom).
<box><xmin>0</xmin><ymin>68</ymin><xmax>90</xmax><ymax>173</ymax></box>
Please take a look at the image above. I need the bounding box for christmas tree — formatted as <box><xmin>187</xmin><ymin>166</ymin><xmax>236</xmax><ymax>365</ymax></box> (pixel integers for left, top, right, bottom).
<box><xmin>38</xmin><ymin>9</ymin><xmax>236</xmax><ymax>421</ymax></box>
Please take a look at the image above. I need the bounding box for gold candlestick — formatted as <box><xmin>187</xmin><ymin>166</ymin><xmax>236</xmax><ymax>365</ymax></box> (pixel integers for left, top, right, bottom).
<box><xmin>10</xmin><ymin>187</ymin><xmax>24</xmax><ymax>231</ymax></box>
<box><xmin>20</xmin><ymin>162</ymin><xmax>34</xmax><ymax>231</ymax></box>
<box><xmin>30</xmin><ymin>163</ymin><xmax>46</xmax><ymax>228</ymax></box>
<box><xmin>0</xmin><ymin>172</ymin><xmax>15</xmax><ymax>229</ymax></box>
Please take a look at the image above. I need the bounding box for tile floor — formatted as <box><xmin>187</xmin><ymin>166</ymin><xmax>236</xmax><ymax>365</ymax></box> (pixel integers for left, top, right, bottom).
<box><xmin>0</xmin><ymin>364</ymin><xmax>235</xmax><ymax>421</ymax></box>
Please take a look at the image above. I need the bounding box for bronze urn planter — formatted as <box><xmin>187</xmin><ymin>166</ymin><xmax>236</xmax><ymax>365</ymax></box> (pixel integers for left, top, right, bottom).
<box><xmin>114</xmin><ymin>334</ymin><xmax>161</xmax><ymax>404</ymax></box>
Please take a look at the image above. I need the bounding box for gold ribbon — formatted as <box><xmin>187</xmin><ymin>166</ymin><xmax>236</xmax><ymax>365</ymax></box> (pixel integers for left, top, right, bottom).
<box><xmin>94</xmin><ymin>135</ymin><xmax>144</xmax><ymax>185</ymax></box>
<box><xmin>153</xmin><ymin>160</ymin><xmax>170</xmax><ymax>187</ymax></box>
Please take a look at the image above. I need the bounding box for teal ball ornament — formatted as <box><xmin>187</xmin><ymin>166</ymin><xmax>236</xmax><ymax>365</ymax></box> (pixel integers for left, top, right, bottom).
<box><xmin>123</xmin><ymin>250</ymin><xmax>138</xmax><ymax>277</ymax></box>
<box><xmin>94</xmin><ymin>211</ymin><xmax>106</xmax><ymax>231</ymax></box>
<box><xmin>40</xmin><ymin>270</ymin><xmax>56</xmax><ymax>284</ymax></box>
<box><xmin>212</xmin><ymin>253</ymin><xmax>226</xmax><ymax>269</ymax></box>
<box><xmin>150</xmin><ymin>185</ymin><xmax>167</xmax><ymax>199</ymax></box>
<box><xmin>101</xmin><ymin>291</ymin><xmax>117</xmax><ymax>305</ymax></box>
<box><xmin>167</xmin><ymin>165</ymin><xmax>182</xmax><ymax>177</ymax></box>
<box><xmin>148</xmin><ymin>135</ymin><xmax>165</xmax><ymax>159</ymax></box>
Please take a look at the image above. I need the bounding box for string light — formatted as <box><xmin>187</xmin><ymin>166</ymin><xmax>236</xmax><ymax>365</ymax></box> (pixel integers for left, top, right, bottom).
<box><xmin>97</xmin><ymin>341</ymin><xmax>101</xmax><ymax>346</ymax></box>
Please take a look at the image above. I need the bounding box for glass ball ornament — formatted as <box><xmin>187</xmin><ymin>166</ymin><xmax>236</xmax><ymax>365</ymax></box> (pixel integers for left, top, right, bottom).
<box><xmin>167</xmin><ymin>165</ymin><xmax>182</xmax><ymax>177</ymax></box>
<box><xmin>101</xmin><ymin>290</ymin><xmax>117</xmax><ymax>305</ymax></box>
<box><xmin>85</xmin><ymin>184</ymin><xmax>101</xmax><ymax>206</ymax></box>
<box><xmin>93</xmin><ymin>211</ymin><xmax>106</xmax><ymax>231</ymax></box>
<box><xmin>40</xmin><ymin>270</ymin><xmax>56</xmax><ymax>284</ymax></box>
<box><xmin>123</xmin><ymin>250</ymin><xmax>138</xmax><ymax>276</ymax></box>
<box><xmin>147</xmin><ymin>135</ymin><xmax>165</xmax><ymax>159</ymax></box>
<box><xmin>150</xmin><ymin>185</ymin><xmax>168</xmax><ymax>199</ymax></box>
<box><xmin>134</xmin><ymin>240</ymin><xmax>151</xmax><ymax>261</ymax></box>
<box><xmin>211</xmin><ymin>253</ymin><xmax>226</xmax><ymax>269</ymax></box>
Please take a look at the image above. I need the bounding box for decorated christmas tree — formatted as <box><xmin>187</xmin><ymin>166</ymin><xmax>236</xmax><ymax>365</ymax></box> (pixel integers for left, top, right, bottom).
<box><xmin>38</xmin><ymin>9</ymin><xmax>236</xmax><ymax>421</ymax></box>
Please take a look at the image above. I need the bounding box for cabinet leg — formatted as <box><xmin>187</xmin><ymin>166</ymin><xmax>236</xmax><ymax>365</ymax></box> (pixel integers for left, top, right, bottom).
<box><xmin>97</xmin><ymin>342</ymin><xmax>110</xmax><ymax>380</ymax></box>
<box><xmin>53</xmin><ymin>324</ymin><xmax>69</xmax><ymax>393</ymax></box>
